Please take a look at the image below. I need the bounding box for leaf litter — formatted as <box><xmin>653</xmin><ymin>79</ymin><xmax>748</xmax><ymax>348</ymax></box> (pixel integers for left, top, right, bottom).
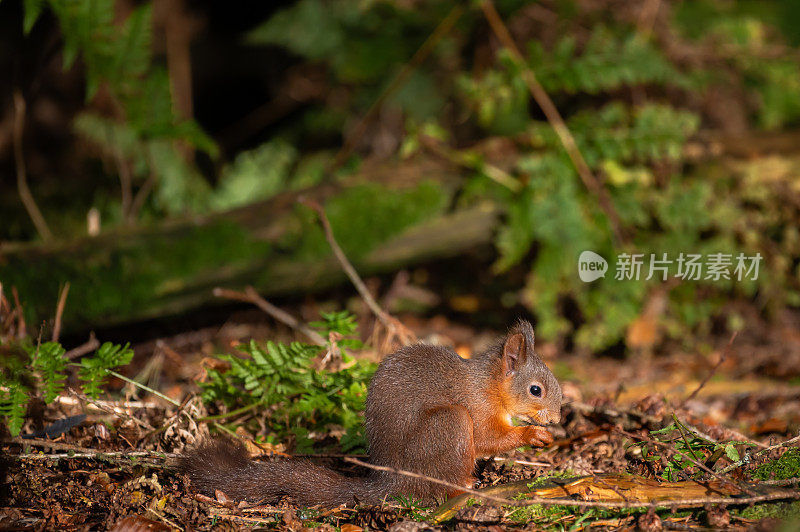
<box><xmin>2</xmin><ymin>309</ymin><xmax>800</xmax><ymax>530</ymax></box>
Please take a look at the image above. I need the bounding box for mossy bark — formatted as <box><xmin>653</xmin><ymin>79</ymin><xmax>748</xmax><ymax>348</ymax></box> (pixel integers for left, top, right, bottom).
<box><xmin>0</xmin><ymin>159</ymin><xmax>498</xmax><ymax>332</ymax></box>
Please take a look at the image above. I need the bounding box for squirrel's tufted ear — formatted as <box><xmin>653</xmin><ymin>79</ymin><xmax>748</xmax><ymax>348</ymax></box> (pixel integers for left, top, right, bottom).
<box><xmin>502</xmin><ymin>320</ymin><xmax>536</xmax><ymax>375</ymax></box>
<box><xmin>502</xmin><ymin>333</ymin><xmax>524</xmax><ymax>375</ymax></box>
<box><xmin>512</xmin><ymin>320</ymin><xmax>535</xmax><ymax>351</ymax></box>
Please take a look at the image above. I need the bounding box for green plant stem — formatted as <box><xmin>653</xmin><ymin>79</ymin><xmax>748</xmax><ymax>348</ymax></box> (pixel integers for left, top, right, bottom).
<box><xmin>106</xmin><ymin>369</ymin><xmax>180</xmax><ymax>406</ymax></box>
<box><xmin>421</xmin><ymin>136</ymin><xmax>521</xmax><ymax>192</ymax></box>
<box><xmin>198</xmin><ymin>402</ymin><xmax>262</xmax><ymax>422</ymax></box>
<box><xmin>212</xmin><ymin>422</ymin><xmax>239</xmax><ymax>438</ymax></box>
<box><xmin>673</xmin><ymin>415</ymin><xmax>701</xmax><ymax>463</ymax></box>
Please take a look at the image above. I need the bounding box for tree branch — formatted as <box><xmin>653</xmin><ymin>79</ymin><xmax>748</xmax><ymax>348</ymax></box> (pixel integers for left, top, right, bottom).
<box><xmin>300</xmin><ymin>199</ymin><xmax>416</xmax><ymax>349</ymax></box>
<box><xmin>212</xmin><ymin>286</ymin><xmax>326</xmax><ymax>345</ymax></box>
<box><xmin>682</xmin><ymin>331</ymin><xmax>737</xmax><ymax>407</ymax></box>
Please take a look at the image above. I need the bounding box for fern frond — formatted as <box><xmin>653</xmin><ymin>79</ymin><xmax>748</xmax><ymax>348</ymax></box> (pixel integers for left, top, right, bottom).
<box><xmin>113</xmin><ymin>4</ymin><xmax>152</xmax><ymax>80</ymax></box>
<box><xmin>29</xmin><ymin>341</ymin><xmax>68</xmax><ymax>403</ymax></box>
<box><xmin>529</xmin><ymin>27</ymin><xmax>687</xmax><ymax>95</ymax></box>
<box><xmin>78</xmin><ymin>342</ymin><xmax>134</xmax><ymax>398</ymax></box>
<box><xmin>311</xmin><ymin>310</ymin><xmax>364</xmax><ymax>351</ymax></box>
<box><xmin>0</xmin><ymin>380</ymin><xmax>29</xmax><ymax>437</ymax></box>
<box><xmin>199</xmin><ymin>318</ymin><xmax>374</xmax><ymax>452</ymax></box>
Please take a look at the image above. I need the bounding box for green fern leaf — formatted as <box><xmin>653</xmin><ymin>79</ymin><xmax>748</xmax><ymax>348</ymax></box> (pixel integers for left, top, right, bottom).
<box><xmin>0</xmin><ymin>363</ymin><xmax>30</xmax><ymax>436</ymax></box>
<box><xmin>29</xmin><ymin>341</ymin><xmax>68</xmax><ymax>403</ymax></box>
<box><xmin>79</xmin><ymin>342</ymin><xmax>134</xmax><ymax>398</ymax></box>
<box><xmin>0</xmin><ymin>385</ymin><xmax>29</xmax><ymax>437</ymax></box>
<box><xmin>112</xmin><ymin>4</ymin><xmax>152</xmax><ymax>80</ymax></box>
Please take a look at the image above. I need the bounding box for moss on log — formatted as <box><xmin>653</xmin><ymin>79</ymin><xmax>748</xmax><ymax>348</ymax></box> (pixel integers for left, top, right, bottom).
<box><xmin>0</xmin><ymin>159</ymin><xmax>498</xmax><ymax>332</ymax></box>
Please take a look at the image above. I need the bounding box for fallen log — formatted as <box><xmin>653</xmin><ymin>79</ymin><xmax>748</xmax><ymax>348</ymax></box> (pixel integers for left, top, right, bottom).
<box><xmin>430</xmin><ymin>473</ymin><xmax>800</xmax><ymax>523</ymax></box>
<box><xmin>0</xmin><ymin>157</ymin><xmax>498</xmax><ymax>332</ymax></box>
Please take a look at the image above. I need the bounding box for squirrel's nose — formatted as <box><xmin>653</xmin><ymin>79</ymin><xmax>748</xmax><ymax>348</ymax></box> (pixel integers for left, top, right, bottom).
<box><xmin>542</xmin><ymin>408</ymin><xmax>561</xmax><ymax>425</ymax></box>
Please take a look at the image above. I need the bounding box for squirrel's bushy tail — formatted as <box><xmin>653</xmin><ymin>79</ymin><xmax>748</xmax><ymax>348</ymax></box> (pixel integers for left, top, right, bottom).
<box><xmin>179</xmin><ymin>439</ymin><xmax>388</xmax><ymax>507</ymax></box>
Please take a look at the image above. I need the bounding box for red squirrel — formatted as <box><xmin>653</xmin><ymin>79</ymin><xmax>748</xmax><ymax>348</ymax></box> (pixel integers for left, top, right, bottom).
<box><xmin>180</xmin><ymin>320</ymin><xmax>562</xmax><ymax>507</ymax></box>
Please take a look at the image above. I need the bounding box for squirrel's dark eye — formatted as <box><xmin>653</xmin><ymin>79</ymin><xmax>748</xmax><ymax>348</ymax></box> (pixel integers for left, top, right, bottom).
<box><xmin>529</xmin><ymin>384</ymin><xmax>542</xmax><ymax>397</ymax></box>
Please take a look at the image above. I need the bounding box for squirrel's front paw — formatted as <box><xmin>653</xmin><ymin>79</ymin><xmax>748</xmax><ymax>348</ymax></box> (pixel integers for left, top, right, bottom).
<box><xmin>524</xmin><ymin>426</ymin><xmax>554</xmax><ymax>447</ymax></box>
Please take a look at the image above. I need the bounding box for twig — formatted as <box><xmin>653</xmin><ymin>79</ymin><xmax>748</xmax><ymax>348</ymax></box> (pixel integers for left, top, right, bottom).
<box><xmin>68</xmin><ymin>388</ymin><xmax>154</xmax><ymax>431</ymax></box>
<box><xmin>212</xmin><ymin>287</ymin><xmax>326</xmax><ymax>345</ymax></box>
<box><xmin>300</xmin><ymin>199</ymin><xmax>416</xmax><ymax>349</ymax></box>
<box><xmin>343</xmin><ymin>456</ymin><xmax>543</xmax><ymax>507</ymax></box>
<box><xmin>128</xmin><ymin>144</ymin><xmax>158</xmax><ymax>222</ymax></box>
<box><xmin>672</xmin><ymin>416</ymin><xmax>767</xmax><ymax>450</ymax></box>
<box><xmin>11</xmin><ymin>450</ymin><xmax>171</xmax><ymax>461</ymax></box>
<box><xmin>52</xmin><ymin>282</ymin><xmax>70</xmax><ymax>343</ymax></box>
<box><xmin>12</xmin><ymin>90</ymin><xmax>52</xmax><ymax>241</ymax></box>
<box><xmin>760</xmin><ymin>478</ymin><xmax>800</xmax><ymax>487</ymax></box>
<box><xmin>682</xmin><ymin>332</ymin><xmax>737</xmax><ymax>407</ymax></box>
<box><xmin>295</xmin><ymin>452</ymin><xmax>369</xmax><ymax>459</ymax></box>
<box><xmin>54</xmin><ymin>394</ymin><xmax>161</xmax><ymax>411</ymax></box>
<box><xmin>6</xmin><ymin>437</ymin><xmax>174</xmax><ymax>458</ymax></box>
<box><xmin>755</xmin><ymin>432</ymin><xmax>800</xmax><ymax>457</ymax></box>
<box><xmin>6</xmin><ymin>441</ymin><xmax>174</xmax><ymax>469</ymax></box>
<box><xmin>728</xmin><ymin>427</ymin><xmax>770</xmax><ymax>449</ymax></box>
<box><xmin>146</xmin><ymin>507</ymin><xmax>183</xmax><ymax>531</ymax></box>
<box><xmin>11</xmin><ymin>286</ymin><xmax>27</xmax><ymax>338</ymax></box>
<box><xmin>0</xmin><ymin>283</ymin><xmax>7</xmax><ymax>330</ymax></box>
<box><xmin>301</xmin><ymin>199</ymin><xmax>382</xmax><ymax>325</ymax></box>
<box><xmin>718</xmin><ymin>449</ymin><xmax>753</xmax><ymax>475</ymax></box>
<box><xmin>492</xmin><ymin>457</ymin><xmax>551</xmax><ymax>467</ymax></box>
<box><xmin>330</xmin><ymin>3</ymin><xmax>464</xmax><ymax>173</ymax></box>
<box><xmin>129</xmin><ymin>171</ymin><xmax>155</xmax><ymax>221</ymax></box>
<box><xmin>6</xmin><ymin>437</ymin><xmax>93</xmax><ymax>452</ymax></box>
<box><xmin>345</xmin><ymin>457</ymin><xmax>799</xmax><ymax>510</ymax></box>
<box><xmin>0</xmin><ymin>285</ymin><xmax>18</xmax><ymax>337</ymax></box>
<box><xmin>65</xmin><ymin>332</ymin><xmax>100</xmax><ymax>360</ymax></box>
<box><xmin>206</xmin><ymin>511</ymin><xmax>280</xmax><ymax>526</ymax></box>
<box><xmin>113</xmin><ymin>145</ymin><xmax>134</xmax><ymax>224</ymax></box>
<box><xmin>420</xmin><ymin>135</ymin><xmax>522</xmax><ymax>192</ymax></box>
<box><xmin>478</xmin><ymin>1</ymin><xmax>626</xmax><ymax>244</ymax></box>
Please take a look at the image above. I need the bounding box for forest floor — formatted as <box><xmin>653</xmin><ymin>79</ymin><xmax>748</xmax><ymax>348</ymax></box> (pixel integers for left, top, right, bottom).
<box><xmin>3</xmin><ymin>301</ymin><xmax>800</xmax><ymax>531</ymax></box>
